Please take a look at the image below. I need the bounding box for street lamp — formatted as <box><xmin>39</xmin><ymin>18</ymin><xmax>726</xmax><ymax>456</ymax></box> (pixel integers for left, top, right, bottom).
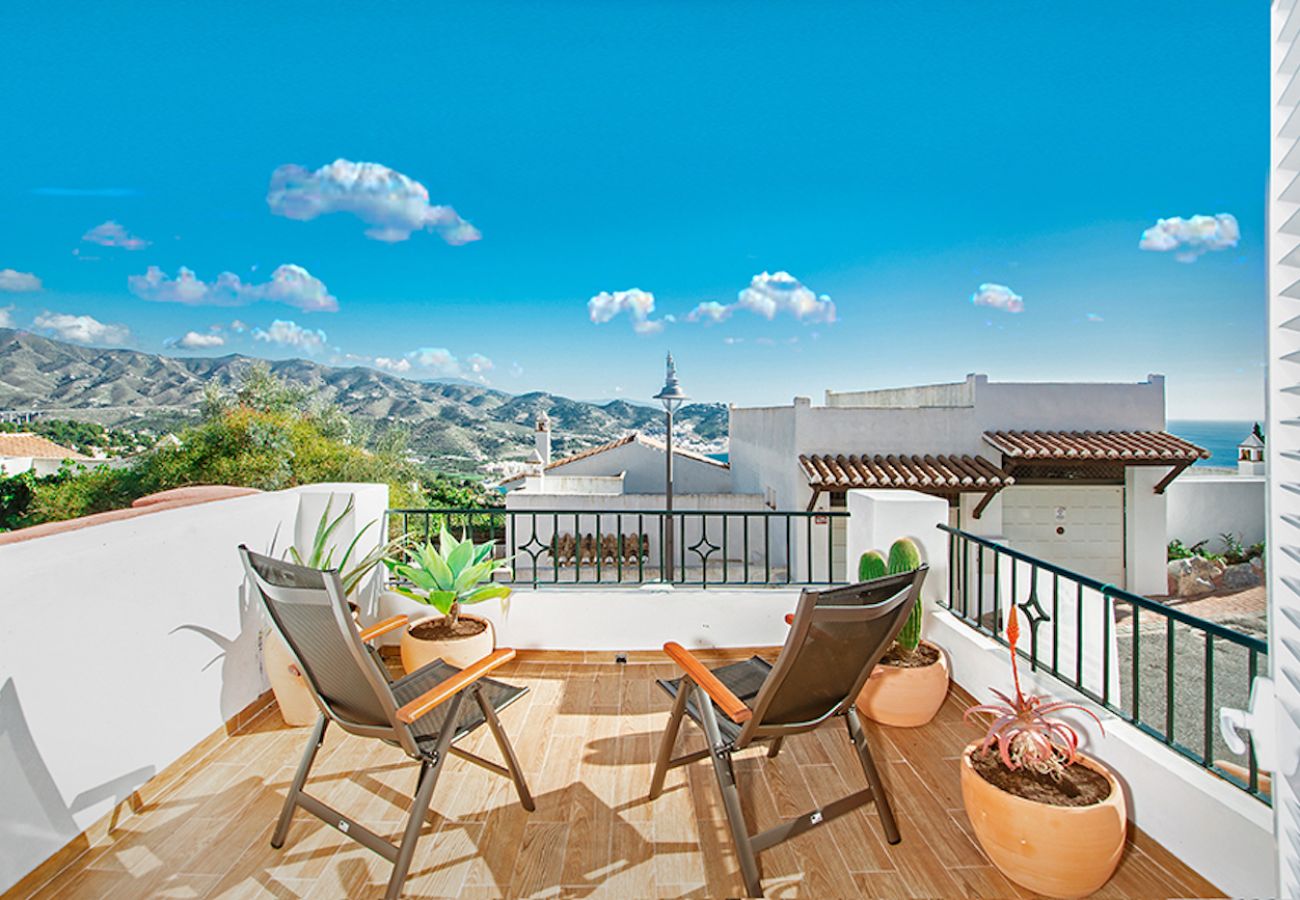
<box><xmin>653</xmin><ymin>352</ymin><xmax>689</xmax><ymax>582</ymax></box>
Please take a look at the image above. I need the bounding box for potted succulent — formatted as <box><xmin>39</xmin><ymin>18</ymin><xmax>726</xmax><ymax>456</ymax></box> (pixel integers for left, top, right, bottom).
<box><xmin>264</xmin><ymin>495</ymin><xmax>407</xmax><ymax>725</ymax></box>
<box><xmin>960</xmin><ymin>607</ymin><xmax>1124</xmax><ymax>899</ymax></box>
<box><xmin>384</xmin><ymin>527</ymin><xmax>512</xmax><ymax>672</ymax></box>
<box><xmin>855</xmin><ymin>537</ymin><xmax>950</xmax><ymax>727</ymax></box>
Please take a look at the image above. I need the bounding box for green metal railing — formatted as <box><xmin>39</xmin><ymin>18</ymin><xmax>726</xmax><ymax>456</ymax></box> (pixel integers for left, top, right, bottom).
<box><xmin>386</xmin><ymin>507</ymin><xmax>848</xmax><ymax>587</ymax></box>
<box><xmin>940</xmin><ymin>524</ymin><xmax>1269</xmax><ymax>804</ymax></box>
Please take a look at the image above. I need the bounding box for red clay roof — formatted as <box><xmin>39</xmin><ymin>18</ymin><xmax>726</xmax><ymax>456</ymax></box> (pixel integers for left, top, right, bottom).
<box><xmin>983</xmin><ymin>430</ymin><xmax>1209</xmax><ymax>462</ymax></box>
<box><xmin>799</xmin><ymin>453</ymin><xmax>1014</xmax><ymax>491</ymax></box>
<box><xmin>0</xmin><ymin>433</ymin><xmax>88</xmax><ymax>459</ymax></box>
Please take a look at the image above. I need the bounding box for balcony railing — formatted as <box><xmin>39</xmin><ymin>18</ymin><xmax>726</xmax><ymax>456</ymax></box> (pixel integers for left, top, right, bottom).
<box><xmin>940</xmin><ymin>524</ymin><xmax>1269</xmax><ymax>803</ymax></box>
<box><xmin>386</xmin><ymin>507</ymin><xmax>847</xmax><ymax>586</ymax></box>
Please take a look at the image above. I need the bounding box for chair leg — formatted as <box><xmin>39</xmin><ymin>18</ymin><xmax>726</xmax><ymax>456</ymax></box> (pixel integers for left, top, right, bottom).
<box><xmin>385</xmin><ymin>692</ymin><xmax>465</xmax><ymax>900</ymax></box>
<box><xmin>697</xmin><ymin>684</ymin><xmax>763</xmax><ymax>898</ymax></box>
<box><xmin>846</xmin><ymin>707</ymin><xmax>900</xmax><ymax>845</ymax></box>
<box><xmin>649</xmin><ymin>679</ymin><xmax>691</xmax><ymax>800</ymax></box>
<box><xmin>766</xmin><ymin>737</ymin><xmax>784</xmax><ymax>759</ymax></box>
<box><xmin>272</xmin><ymin>714</ymin><xmax>328</xmax><ymax>849</ymax></box>
<box><xmin>473</xmin><ymin>683</ymin><xmax>535</xmax><ymax>812</ymax></box>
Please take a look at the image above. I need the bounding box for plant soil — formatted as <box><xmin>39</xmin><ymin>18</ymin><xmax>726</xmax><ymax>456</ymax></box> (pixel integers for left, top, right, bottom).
<box><xmin>970</xmin><ymin>750</ymin><xmax>1111</xmax><ymax>807</ymax></box>
<box><xmin>410</xmin><ymin>616</ymin><xmax>488</xmax><ymax>641</ymax></box>
<box><xmin>879</xmin><ymin>642</ymin><xmax>940</xmax><ymax>669</ymax></box>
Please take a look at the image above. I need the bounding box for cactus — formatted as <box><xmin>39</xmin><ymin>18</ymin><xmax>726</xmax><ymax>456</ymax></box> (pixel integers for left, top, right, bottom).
<box><xmin>888</xmin><ymin>538</ymin><xmax>924</xmax><ymax>656</ymax></box>
<box><xmin>858</xmin><ymin>549</ymin><xmax>887</xmax><ymax>581</ymax></box>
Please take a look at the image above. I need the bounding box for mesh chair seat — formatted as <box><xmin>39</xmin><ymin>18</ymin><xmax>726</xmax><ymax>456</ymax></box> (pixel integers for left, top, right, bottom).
<box><xmin>656</xmin><ymin>656</ymin><xmax>772</xmax><ymax>744</ymax></box>
<box><xmin>390</xmin><ymin>661</ymin><xmax>528</xmax><ymax>758</ymax></box>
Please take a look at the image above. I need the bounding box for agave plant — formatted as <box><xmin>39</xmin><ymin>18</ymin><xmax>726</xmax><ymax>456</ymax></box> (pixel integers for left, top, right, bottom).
<box><xmin>288</xmin><ymin>494</ymin><xmax>409</xmax><ymax>598</ymax></box>
<box><xmin>964</xmin><ymin>607</ymin><xmax>1102</xmax><ymax>778</ymax></box>
<box><xmin>384</xmin><ymin>527</ymin><xmax>512</xmax><ymax>626</ymax></box>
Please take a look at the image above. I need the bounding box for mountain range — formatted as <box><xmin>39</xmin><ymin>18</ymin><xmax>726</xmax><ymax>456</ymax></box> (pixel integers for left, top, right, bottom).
<box><xmin>0</xmin><ymin>329</ymin><xmax>727</xmax><ymax>473</ymax></box>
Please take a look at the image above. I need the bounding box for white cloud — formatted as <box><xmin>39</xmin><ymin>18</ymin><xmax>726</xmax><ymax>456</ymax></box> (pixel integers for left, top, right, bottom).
<box><xmin>509</xmin><ymin>361</ymin><xmax>524</xmax><ymax>378</ymax></box>
<box><xmin>230</xmin><ymin>319</ymin><xmax>248</xmax><ymax>333</ymax></box>
<box><xmin>723</xmin><ymin>336</ymin><xmax>743</xmax><ymax>345</ymax></box>
<box><xmin>466</xmin><ymin>353</ymin><xmax>493</xmax><ymax>374</ymax></box>
<box><xmin>0</xmin><ymin>305</ymin><xmax>13</xmax><ymax>328</ymax></box>
<box><xmin>970</xmin><ymin>283</ymin><xmax>1024</xmax><ymax>313</ymax></box>
<box><xmin>1086</xmin><ymin>312</ymin><xmax>1104</xmax><ymax>323</ymax></box>
<box><xmin>0</xmin><ymin>269</ymin><xmax>42</xmax><ymax>292</ymax></box>
<box><xmin>175</xmin><ymin>331</ymin><xmax>226</xmax><ymax>349</ymax></box>
<box><xmin>686</xmin><ymin>301</ymin><xmax>732</xmax><ymax>324</ymax></box>
<box><xmin>33</xmin><ymin>311</ymin><xmax>130</xmax><ymax>346</ymax></box>
<box><xmin>129</xmin><ymin>264</ymin><xmax>338</xmax><ymax>312</ymax></box>
<box><xmin>267</xmin><ymin>159</ymin><xmax>480</xmax><ymax>244</ymax></box>
<box><xmin>82</xmin><ymin>220</ymin><xmax>150</xmax><ymax>250</ymax></box>
<box><xmin>1139</xmin><ymin>213</ymin><xmax>1239</xmax><ymax>262</ymax></box>
<box><xmin>253</xmin><ymin>320</ymin><xmax>327</xmax><ymax>353</ymax></box>
<box><xmin>374</xmin><ymin>356</ymin><xmax>412</xmax><ymax>374</ymax></box>
<box><xmin>588</xmin><ymin>288</ymin><xmax>666</xmax><ymax>335</ymax></box>
<box><xmin>408</xmin><ymin>347</ymin><xmax>460</xmax><ymax>375</ymax></box>
<box><xmin>736</xmin><ymin>271</ymin><xmax>836</xmax><ymax>323</ymax></box>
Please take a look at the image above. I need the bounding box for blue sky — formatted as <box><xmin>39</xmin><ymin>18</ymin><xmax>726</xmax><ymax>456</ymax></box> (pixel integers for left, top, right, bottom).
<box><xmin>0</xmin><ymin>2</ymin><xmax>1266</xmax><ymax>418</ymax></box>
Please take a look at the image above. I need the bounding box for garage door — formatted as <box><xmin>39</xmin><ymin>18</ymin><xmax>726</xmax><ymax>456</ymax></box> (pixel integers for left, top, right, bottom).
<box><xmin>1000</xmin><ymin>486</ymin><xmax>1125</xmax><ymax>588</ymax></box>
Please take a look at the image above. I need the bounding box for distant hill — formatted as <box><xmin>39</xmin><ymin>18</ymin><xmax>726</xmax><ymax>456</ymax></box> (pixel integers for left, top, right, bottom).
<box><xmin>0</xmin><ymin>328</ymin><xmax>727</xmax><ymax>472</ymax></box>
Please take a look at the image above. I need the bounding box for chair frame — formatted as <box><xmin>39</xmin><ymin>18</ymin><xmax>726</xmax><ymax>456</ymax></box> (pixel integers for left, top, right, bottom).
<box><xmin>240</xmin><ymin>546</ymin><xmax>534</xmax><ymax>900</ymax></box>
<box><xmin>648</xmin><ymin>568</ymin><xmax>926</xmax><ymax>898</ymax></box>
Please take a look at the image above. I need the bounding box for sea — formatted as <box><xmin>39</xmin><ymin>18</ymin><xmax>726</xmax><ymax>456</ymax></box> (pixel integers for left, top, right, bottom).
<box><xmin>706</xmin><ymin>421</ymin><xmax>1259</xmax><ymax>470</ymax></box>
<box><xmin>1167</xmin><ymin>420</ymin><xmax>1260</xmax><ymax>469</ymax></box>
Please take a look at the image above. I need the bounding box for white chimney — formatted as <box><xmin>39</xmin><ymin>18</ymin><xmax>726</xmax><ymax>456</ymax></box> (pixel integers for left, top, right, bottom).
<box><xmin>535</xmin><ymin>411</ymin><xmax>551</xmax><ymax>468</ymax></box>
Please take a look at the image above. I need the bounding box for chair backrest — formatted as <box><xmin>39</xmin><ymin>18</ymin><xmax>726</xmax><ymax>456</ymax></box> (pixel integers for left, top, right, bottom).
<box><xmin>240</xmin><ymin>546</ymin><xmax>403</xmax><ymax>742</ymax></box>
<box><xmin>741</xmin><ymin>567</ymin><xmax>927</xmax><ymax>741</ymax></box>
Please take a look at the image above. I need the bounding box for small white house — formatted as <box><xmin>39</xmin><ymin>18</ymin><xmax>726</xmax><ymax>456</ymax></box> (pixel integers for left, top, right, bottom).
<box><xmin>0</xmin><ymin>433</ymin><xmax>89</xmax><ymax>477</ymax></box>
<box><xmin>1239</xmin><ymin>428</ymin><xmax>1265</xmax><ymax>476</ymax></box>
<box><xmin>499</xmin><ymin>413</ymin><xmax>731</xmax><ymax>495</ymax></box>
<box><xmin>729</xmin><ymin>373</ymin><xmax>1206</xmax><ymax>595</ymax></box>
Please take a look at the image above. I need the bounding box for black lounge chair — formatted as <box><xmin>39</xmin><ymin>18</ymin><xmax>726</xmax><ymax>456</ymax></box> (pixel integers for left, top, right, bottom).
<box><xmin>239</xmin><ymin>546</ymin><xmax>535</xmax><ymax>900</ymax></box>
<box><xmin>648</xmin><ymin>568</ymin><xmax>927</xmax><ymax>898</ymax></box>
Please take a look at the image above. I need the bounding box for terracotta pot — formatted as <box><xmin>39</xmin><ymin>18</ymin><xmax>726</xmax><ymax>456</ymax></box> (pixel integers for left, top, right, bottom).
<box><xmin>960</xmin><ymin>743</ymin><xmax>1126</xmax><ymax>899</ymax></box>
<box><xmin>856</xmin><ymin>640</ymin><xmax>949</xmax><ymax>727</ymax></box>
<box><xmin>264</xmin><ymin>602</ymin><xmax>360</xmax><ymax>727</ymax></box>
<box><xmin>401</xmin><ymin>613</ymin><xmax>496</xmax><ymax>672</ymax></box>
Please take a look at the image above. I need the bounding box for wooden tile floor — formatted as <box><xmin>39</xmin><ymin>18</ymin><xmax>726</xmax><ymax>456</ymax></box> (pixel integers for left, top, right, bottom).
<box><xmin>21</xmin><ymin>657</ymin><xmax>1223</xmax><ymax>899</ymax></box>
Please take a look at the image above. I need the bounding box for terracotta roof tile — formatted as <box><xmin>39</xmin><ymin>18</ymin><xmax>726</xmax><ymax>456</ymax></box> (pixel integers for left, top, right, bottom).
<box><xmin>0</xmin><ymin>433</ymin><xmax>88</xmax><ymax>460</ymax></box>
<box><xmin>983</xmin><ymin>430</ymin><xmax>1208</xmax><ymax>462</ymax></box>
<box><xmin>798</xmin><ymin>453</ymin><xmax>1013</xmax><ymax>491</ymax></box>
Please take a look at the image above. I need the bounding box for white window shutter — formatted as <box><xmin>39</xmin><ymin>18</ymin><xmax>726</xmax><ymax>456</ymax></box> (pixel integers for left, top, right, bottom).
<box><xmin>1272</xmin><ymin>2</ymin><xmax>1300</xmax><ymax>895</ymax></box>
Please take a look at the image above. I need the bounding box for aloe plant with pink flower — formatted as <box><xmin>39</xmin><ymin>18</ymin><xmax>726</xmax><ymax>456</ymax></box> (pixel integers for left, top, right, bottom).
<box><xmin>964</xmin><ymin>606</ymin><xmax>1103</xmax><ymax>778</ymax></box>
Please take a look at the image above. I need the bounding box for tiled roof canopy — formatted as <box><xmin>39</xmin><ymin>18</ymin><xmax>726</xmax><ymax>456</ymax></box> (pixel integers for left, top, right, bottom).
<box><xmin>798</xmin><ymin>453</ymin><xmax>1014</xmax><ymax>492</ymax></box>
<box><xmin>983</xmin><ymin>430</ymin><xmax>1209</xmax><ymax>463</ymax></box>
<box><xmin>0</xmin><ymin>433</ymin><xmax>87</xmax><ymax>459</ymax></box>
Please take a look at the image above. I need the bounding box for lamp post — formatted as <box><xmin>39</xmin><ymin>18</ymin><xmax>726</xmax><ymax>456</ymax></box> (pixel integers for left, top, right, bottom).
<box><xmin>654</xmin><ymin>352</ymin><xmax>689</xmax><ymax>583</ymax></box>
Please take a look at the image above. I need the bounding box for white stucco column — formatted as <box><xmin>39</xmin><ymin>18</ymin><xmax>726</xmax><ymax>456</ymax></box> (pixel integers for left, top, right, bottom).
<box><xmin>1125</xmin><ymin>467</ymin><xmax>1168</xmax><ymax>596</ymax></box>
<box><xmin>845</xmin><ymin>490</ymin><xmax>948</xmax><ymax>608</ymax></box>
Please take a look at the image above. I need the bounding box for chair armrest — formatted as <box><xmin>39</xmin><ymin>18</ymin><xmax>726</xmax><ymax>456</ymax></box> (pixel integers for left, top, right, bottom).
<box><xmin>359</xmin><ymin>615</ymin><xmax>408</xmax><ymax>643</ymax></box>
<box><xmin>783</xmin><ymin>613</ymin><xmax>795</xmax><ymax>626</ymax></box>
<box><xmin>395</xmin><ymin>648</ymin><xmax>517</xmax><ymax>724</ymax></box>
<box><xmin>662</xmin><ymin>642</ymin><xmax>752</xmax><ymax>724</ymax></box>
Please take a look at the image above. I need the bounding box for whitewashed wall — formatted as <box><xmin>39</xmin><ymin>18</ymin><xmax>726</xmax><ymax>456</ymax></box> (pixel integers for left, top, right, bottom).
<box><xmin>1166</xmin><ymin>475</ymin><xmax>1266</xmax><ymax>549</ymax></box>
<box><xmin>0</xmin><ymin>482</ymin><xmax>388</xmax><ymax>895</ymax></box>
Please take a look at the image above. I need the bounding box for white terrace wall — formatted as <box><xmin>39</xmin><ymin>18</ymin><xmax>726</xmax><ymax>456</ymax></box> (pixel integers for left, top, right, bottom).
<box><xmin>1166</xmin><ymin>475</ymin><xmax>1266</xmax><ymax>549</ymax></box>
<box><xmin>0</xmin><ymin>482</ymin><xmax>387</xmax><ymax>895</ymax></box>
<box><xmin>845</xmin><ymin>488</ymin><xmax>1272</xmax><ymax>897</ymax></box>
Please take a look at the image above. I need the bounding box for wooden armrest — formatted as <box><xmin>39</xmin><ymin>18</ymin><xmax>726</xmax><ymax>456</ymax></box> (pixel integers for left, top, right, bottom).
<box><xmin>662</xmin><ymin>642</ymin><xmax>752</xmax><ymax>724</ymax></box>
<box><xmin>395</xmin><ymin>648</ymin><xmax>517</xmax><ymax>724</ymax></box>
<box><xmin>783</xmin><ymin>613</ymin><xmax>795</xmax><ymax>626</ymax></box>
<box><xmin>359</xmin><ymin>615</ymin><xmax>408</xmax><ymax>643</ymax></box>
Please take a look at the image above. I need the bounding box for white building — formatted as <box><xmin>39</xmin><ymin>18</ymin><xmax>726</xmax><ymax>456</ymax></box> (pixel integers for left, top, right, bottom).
<box><xmin>0</xmin><ymin>433</ymin><xmax>90</xmax><ymax>477</ymax></box>
<box><xmin>729</xmin><ymin>373</ymin><xmax>1206</xmax><ymax>595</ymax></box>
